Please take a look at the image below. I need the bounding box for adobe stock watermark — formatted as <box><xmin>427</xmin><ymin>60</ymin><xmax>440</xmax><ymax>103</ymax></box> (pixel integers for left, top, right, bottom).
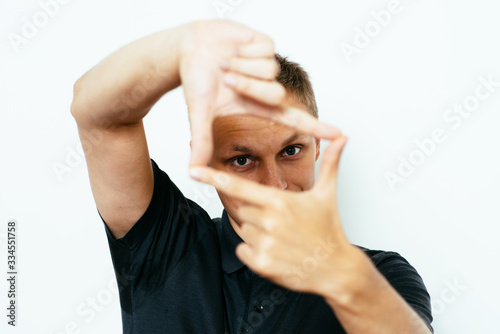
<box><xmin>234</xmin><ymin>288</ymin><xmax>287</xmax><ymax>334</ymax></box>
<box><xmin>48</xmin><ymin>277</ymin><xmax>118</xmax><ymax>334</ymax></box>
<box><xmin>48</xmin><ymin>271</ymin><xmax>134</xmax><ymax>334</ymax></box>
<box><xmin>7</xmin><ymin>0</ymin><xmax>73</xmax><ymax>54</ymax></box>
<box><xmin>178</xmin><ymin>182</ymin><xmax>220</xmax><ymax>223</ymax></box>
<box><xmin>179</xmin><ymin>170</ymin><xmax>233</xmax><ymax>223</ymax></box>
<box><xmin>385</xmin><ymin>74</ymin><xmax>499</xmax><ymax>191</ymax></box>
<box><xmin>212</xmin><ymin>0</ymin><xmax>245</xmax><ymax>18</ymax></box>
<box><xmin>282</xmin><ymin>234</ymin><xmax>337</xmax><ymax>289</ymax></box>
<box><xmin>431</xmin><ymin>277</ymin><xmax>467</xmax><ymax>317</ymax></box>
<box><xmin>52</xmin><ymin>64</ymin><xmax>170</xmax><ymax>183</ymax></box>
<box><xmin>340</xmin><ymin>0</ymin><xmax>415</xmax><ymax>64</ymax></box>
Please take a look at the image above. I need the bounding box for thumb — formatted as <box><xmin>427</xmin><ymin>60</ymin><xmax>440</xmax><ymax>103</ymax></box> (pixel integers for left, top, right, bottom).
<box><xmin>188</xmin><ymin>104</ymin><xmax>213</xmax><ymax>168</ymax></box>
<box><xmin>315</xmin><ymin>135</ymin><xmax>348</xmax><ymax>192</ymax></box>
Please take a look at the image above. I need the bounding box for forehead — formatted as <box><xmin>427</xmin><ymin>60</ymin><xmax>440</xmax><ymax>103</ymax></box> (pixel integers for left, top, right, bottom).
<box><xmin>212</xmin><ymin>114</ymin><xmax>310</xmax><ymax>154</ymax></box>
<box><xmin>213</xmin><ymin>114</ymin><xmax>285</xmax><ymax>136</ymax></box>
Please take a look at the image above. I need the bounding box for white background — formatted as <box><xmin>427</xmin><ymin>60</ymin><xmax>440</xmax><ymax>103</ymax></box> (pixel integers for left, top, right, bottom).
<box><xmin>1</xmin><ymin>0</ymin><xmax>499</xmax><ymax>333</ymax></box>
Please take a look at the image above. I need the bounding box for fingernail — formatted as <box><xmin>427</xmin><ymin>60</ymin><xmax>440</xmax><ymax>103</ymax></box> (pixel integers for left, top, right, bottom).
<box><xmin>220</xmin><ymin>59</ymin><xmax>228</xmax><ymax>70</ymax></box>
<box><xmin>319</xmin><ymin>124</ymin><xmax>340</xmax><ymax>138</ymax></box>
<box><xmin>224</xmin><ymin>74</ymin><xmax>237</xmax><ymax>87</ymax></box>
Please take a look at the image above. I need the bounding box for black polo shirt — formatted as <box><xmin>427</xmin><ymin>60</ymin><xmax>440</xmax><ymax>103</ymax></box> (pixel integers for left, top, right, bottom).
<box><xmin>102</xmin><ymin>159</ymin><xmax>433</xmax><ymax>333</ymax></box>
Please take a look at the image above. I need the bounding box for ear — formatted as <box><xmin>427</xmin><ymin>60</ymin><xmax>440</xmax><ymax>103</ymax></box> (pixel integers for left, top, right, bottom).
<box><xmin>315</xmin><ymin>138</ymin><xmax>321</xmax><ymax>161</ymax></box>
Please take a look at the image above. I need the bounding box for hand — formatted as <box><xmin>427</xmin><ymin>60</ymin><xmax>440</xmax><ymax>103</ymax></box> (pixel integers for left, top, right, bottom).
<box><xmin>178</xmin><ymin>20</ymin><xmax>339</xmax><ymax>167</ymax></box>
<box><xmin>190</xmin><ymin>134</ymin><xmax>370</xmax><ymax>297</ymax></box>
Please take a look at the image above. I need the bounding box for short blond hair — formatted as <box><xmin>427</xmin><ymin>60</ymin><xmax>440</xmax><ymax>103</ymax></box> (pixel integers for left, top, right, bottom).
<box><xmin>275</xmin><ymin>54</ymin><xmax>318</xmax><ymax>118</ymax></box>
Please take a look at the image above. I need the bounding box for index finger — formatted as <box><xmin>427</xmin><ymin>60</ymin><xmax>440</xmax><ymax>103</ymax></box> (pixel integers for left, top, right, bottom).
<box><xmin>222</xmin><ymin>73</ymin><xmax>340</xmax><ymax>140</ymax></box>
<box><xmin>241</xmin><ymin>98</ymin><xmax>341</xmax><ymax>140</ymax></box>
<box><xmin>269</xmin><ymin>105</ymin><xmax>341</xmax><ymax>140</ymax></box>
<box><xmin>189</xmin><ymin>167</ymin><xmax>276</xmax><ymax>207</ymax></box>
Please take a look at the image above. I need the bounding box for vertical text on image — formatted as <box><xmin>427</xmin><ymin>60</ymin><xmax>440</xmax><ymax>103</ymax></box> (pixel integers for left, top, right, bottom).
<box><xmin>6</xmin><ymin>220</ymin><xmax>18</xmax><ymax>326</ymax></box>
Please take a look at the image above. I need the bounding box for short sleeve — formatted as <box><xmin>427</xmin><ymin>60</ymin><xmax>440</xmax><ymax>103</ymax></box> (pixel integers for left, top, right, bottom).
<box><xmin>100</xmin><ymin>159</ymin><xmax>212</xmax><ymax>314</ymax></box>
<box><xmin>363</xmin><ymin>249</ymin><xmax>434</xmax><ymax>333</ymax></box>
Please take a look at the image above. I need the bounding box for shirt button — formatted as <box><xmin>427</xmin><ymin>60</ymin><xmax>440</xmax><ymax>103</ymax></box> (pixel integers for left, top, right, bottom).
<box><xmin>254</xmin><ymin>303</ymin><xmax>264</xmax><ymax>313</ymax></box>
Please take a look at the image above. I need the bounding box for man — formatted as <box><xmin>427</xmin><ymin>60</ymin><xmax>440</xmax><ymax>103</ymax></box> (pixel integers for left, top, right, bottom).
<box><xmin>71</xmin><ymin>20</ymin><xmax>433</xmax><ymax>333</ymax></box>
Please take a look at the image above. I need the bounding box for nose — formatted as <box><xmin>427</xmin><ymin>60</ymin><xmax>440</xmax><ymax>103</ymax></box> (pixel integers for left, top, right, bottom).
<box><xmin>259</xmin><ymin>163</ymin><xmax>287</xmax><ymax>190</ymax></box>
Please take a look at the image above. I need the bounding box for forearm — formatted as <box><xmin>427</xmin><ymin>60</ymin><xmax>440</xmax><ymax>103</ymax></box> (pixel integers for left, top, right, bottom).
<box><xmin>71</xmin><ymin>25</ymin><xmax>188</xmax><ymax>127</ymax></box>
<box><xmin>324</xmin><ymin>247</ymin><xmax>431</xmax><ymax>334</ymax></box>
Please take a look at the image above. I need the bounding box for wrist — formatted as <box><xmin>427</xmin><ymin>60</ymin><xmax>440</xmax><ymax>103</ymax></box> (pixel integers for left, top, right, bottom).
<box><xmin>153</xmin><ymin>27</ymin><xmax>183</xmax><ymax>65</ymax></box>
<box><xmin>174</xmin><ymin>22</ymin><xmax>197</xmax><ymax>61</ymax></box>
<box><xmin>321</xmin><ymin>245</ymin><xmax>382</xmax><ymax>309</ymax></box>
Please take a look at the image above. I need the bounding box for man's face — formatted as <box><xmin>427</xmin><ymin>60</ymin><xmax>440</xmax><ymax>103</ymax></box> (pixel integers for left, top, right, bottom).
<box><xmin>210</xmin><ymin>111</ymin><xmax>321</xmax><ymax>227</ymax></box>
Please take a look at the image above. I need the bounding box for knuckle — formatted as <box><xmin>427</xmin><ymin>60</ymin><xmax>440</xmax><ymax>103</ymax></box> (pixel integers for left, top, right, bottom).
<box><xmin>235</xmin><ymin>75</ymin><xmax>250</xmax><ymax>92</ymax></box>
<box><xmin>237</xmin><ymin>44</ymin><xmax>250</xmax><ymax>56</ymax></box>
<box><xmin>270</xmin><ymin>197</ymin><xmax>286</xmax><ymax>211</ymax></box>
<box><xmin>260</xmin><ymin>235</ymin><xmax>274</xmax><ymax>251</ymax></box>
<box><xmin>254</xmin><ymin>251</ymin><xmax>271</xmax><ymax>270</ymax></box>
<box><xmin>227</xmin><ymin>57</ymin><xmax>239</xmax><ymax>72</ymax></box>
<box><xmin>262</xmin><ymin>217</ymin><xmax>276</xmax><ymax>232</ymax></box>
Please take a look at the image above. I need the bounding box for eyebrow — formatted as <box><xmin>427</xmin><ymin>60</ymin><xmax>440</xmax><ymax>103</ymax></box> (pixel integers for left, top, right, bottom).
<box><xmin>231</xmin><ymin>145</ymin><xmax>252</xmax><ymax>154</ymax></box>
<box><xmin>281</xmin><ymin>133</ymin><xmax>300</xmax><ymax>147</ymax></box>
<box><xmin>230</xmin><ymin>132</ymin><xmax>302</xmax><ymax>154</ymax></box>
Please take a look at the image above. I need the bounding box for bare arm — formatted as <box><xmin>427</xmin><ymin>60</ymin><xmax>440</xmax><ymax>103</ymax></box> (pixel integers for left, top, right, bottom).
<box><xmin>323</xmin><ymin>248</ymin><xmax>432</xmax><ymax>334</ymax></box>
<box><xmin>71</xmin><ymin>26</ymin><xmax>188</xmax><ymax>239</ymax></box>
<box><xmin>71</xmin><ymin>21</ymin><xmax>310</xmax><ymax>239</ymax></box>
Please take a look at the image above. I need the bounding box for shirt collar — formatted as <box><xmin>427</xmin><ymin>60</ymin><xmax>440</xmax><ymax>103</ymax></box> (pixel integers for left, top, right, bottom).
<box><xmin>217</xmin><ymin>210</ymin><xmax>246</xmax><ymax>274</ymax></box>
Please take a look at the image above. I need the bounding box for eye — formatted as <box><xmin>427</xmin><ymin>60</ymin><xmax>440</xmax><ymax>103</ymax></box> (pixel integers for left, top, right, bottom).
<box><xmin>232</xmin><ymin>156</ymin><xmax>252</xmax><ymax>166</ymax></box>
<box><xmin>283</xmin><ymin>146</ymin><xmax>301</xmax><ymax>156</ymax></box>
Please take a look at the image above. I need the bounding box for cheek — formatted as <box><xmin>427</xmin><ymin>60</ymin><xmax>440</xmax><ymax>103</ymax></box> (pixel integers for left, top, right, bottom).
<box><xmin>285</xmin><ymin>160</ymin><xmax>317</xmax><ymax>191</ymax></box>
<box><xmin>217</xmin><ymin>191</ymin><xmax>244</xmax><ymax>219</ymax></box>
